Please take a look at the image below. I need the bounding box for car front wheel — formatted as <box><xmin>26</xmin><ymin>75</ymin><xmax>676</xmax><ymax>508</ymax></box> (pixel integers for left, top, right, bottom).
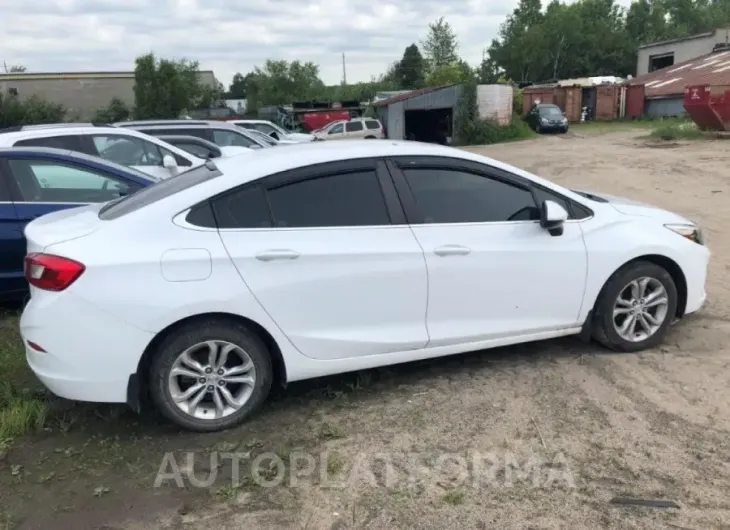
<box><xmin>148</xmin><ymin>319</ymin><xmax>273</xmax><ymax>432</ymax></box>
<box><xmin>592</xmin><ymin>261</ymin><xmax>678</xmax><ymax>352</ymax></box>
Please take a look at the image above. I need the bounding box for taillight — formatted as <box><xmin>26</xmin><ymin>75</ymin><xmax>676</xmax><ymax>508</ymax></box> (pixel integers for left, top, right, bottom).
<box><xmin>24</xmin><ymin>253</ymin><xmax>85</xmax><ymax>291</ymax></box>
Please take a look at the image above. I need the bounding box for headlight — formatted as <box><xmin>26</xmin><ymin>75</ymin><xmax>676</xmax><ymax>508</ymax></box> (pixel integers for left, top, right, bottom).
<box><xmin>664</xmin><ymin>223</ymin><xmax>705</xmax><ymax>245</ymax></box>
<box><xmin>540</xmin><ymin>117</ymin><xmax>549</xmax><ymax>124</ymax></box>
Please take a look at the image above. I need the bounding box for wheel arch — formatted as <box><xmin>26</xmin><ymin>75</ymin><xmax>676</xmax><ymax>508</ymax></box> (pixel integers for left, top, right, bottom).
<box><xmin>591</xmin><ymin>253</ymin><xmax>688</xmax><ymax>320</ymax></box>
<box><xmin>127</xmin><ymin>312</ymin><xmax>287</xmax><ymax>412</ymax></box>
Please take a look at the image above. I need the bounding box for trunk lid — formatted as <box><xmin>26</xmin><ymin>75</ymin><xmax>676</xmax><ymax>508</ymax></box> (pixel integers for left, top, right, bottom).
<box><xmin>25</xmin><ymin>203</ymin><xmax>104</xmax><ymax>253</ymax></box>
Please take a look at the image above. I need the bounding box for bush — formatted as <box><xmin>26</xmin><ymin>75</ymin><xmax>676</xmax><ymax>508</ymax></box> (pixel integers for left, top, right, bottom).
<box><xmin>93</xmin><ymin>97</ymin><xmax>132</xmax><ymax>123</ymax></box>
<box><xmin>649</xmin><ymin>119</ymin><xmax>704</xmax><ymax>141</ymax></box>
<box><xmin>472</xmin><ymin>115</ymin><xmax>534</xmax><ymax>144</ymax></box>
<box><xmin>0</xmin><ymin>93</ymin><xmax>66</xmax><ymax>128</ymax></box>
<box><xmin>512</xmin><ymin>87</ymin><xmax>523</xmax><ymax>115</ymax></box>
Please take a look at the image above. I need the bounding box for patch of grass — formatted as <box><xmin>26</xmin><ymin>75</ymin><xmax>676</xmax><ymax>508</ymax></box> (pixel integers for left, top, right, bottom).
<box><xmin>649</xmin><ymin>119</ymin><xmax>705</xmax><ymax>141</ymax></box>
<box><xmin>571</xmin><ymin>120</ymin><xmax>654</xmax><ymax>135</ymax></box>
<box><xmin>442</xmin><ymin>488</ymin><xmax>465</xmax><ymax>505</ymax></box>
<box><xmin>468</xmin><ymin>115</ymin><xmax>535</xmax><ymax>145</ymax></box>
<box><xmin>0</xmin><ymin>317</ymin><xmax>48</xmax><ymax>442</ymax></box>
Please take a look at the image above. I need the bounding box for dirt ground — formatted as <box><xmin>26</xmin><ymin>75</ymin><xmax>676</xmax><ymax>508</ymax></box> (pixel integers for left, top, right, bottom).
<box><xmin>2</xmin><ymin>127</ymin><xmax>730</xmax><ymax>530</ymax></box>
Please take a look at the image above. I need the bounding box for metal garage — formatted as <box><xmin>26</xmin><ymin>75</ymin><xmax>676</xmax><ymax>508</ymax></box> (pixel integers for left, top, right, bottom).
<box><xmin>374</xmin><ymin>84</ymin><xmax>463</xmax><ymax>143</ymax></box>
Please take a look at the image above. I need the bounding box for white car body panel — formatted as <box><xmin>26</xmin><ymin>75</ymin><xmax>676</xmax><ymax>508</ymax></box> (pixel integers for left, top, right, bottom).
<box><xmin>19</xmin><ymin>140</ymin><xmax>710</xmax><ymax>407</ymax></box>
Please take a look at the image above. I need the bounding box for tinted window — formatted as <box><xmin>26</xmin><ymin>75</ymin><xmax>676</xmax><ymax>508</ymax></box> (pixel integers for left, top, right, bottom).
<box><xmin>365</xmin><ymin>121</ymin><xmax>381</xmax><ymax>130</ymax></box>
<box><xmin>250</xmin><ymin>123</ymin><xmax>276</xmax><ymax>135</ymax></box>
<box><xmin>345</xmin><ymin>121</ymin><xmax>363</xmax><ymax>132</ymax></box>
<box><xmin>211</xmin><ymin>186</ymin><xmax>272</xmax><ymax>229</ymax></box>
<box><xmin>173</xmin><ymin>142</ymin><xmax>217</xmax><ymax>159</ymax></box>
<box><xmin>403</xmin><ymin>168</ymin><xmax>536</xmax><ymax>223</ymax></box>
<box><xmin>7</xmin><ymin>159</ymin><xmax>133</xmax><ymax>203</ymax></box>
<box><xmin>99</xmin><ymin>163</ymin><xmax>222</xmax><ymax>220</ymax></box>
<box><xmin>212</xmin><ymin>129</ymin><xmax>256</xmax><ymax>148</ymax></box>
<box><xmin>186</xmin><ymin>201</ymin><xmax>217</xmax><ymax>227</ymax></box>
<box><xmin>92</xmin><ymin>135</ymin><xmax>163</xmax><ymax>166</ymax></box>
<box><xmin>328</xmin><ymin>123</ymin><xmax>344</xmax><ymax>134</ymax></box>
<box><xmin>538</xmin><ymin>106</ymin><xmax>562</xmax><ymax>118</ymax></box>
<box><xmin>267</xmin><ymin>171</ymin><xmax>389</xmax><ymax>228</ymax></box>
<box><xmin>14</xmin><ymin>135</ymin><xmax>81</xmax><ymax>150</ymax></box>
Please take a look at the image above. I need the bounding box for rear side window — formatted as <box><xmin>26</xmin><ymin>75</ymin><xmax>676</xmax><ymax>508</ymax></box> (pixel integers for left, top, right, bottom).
<box><xmin>14</xmin><ymin>135</ymin><xmax>82</xmax><ymax>151</ymax></box>
<box><xmin>345</xmin><ymin>121</ymin><xmax>363</xmax><ymax>132</ymax></box>
<box><xmin>211</xmin><ymin>186</ymin><xmax>272</xmax><ymax>229</ymax></box>
<box><xmin>267</xmin><ymin>171</ymin><xmax>390</xmax><ymax>228</ymax></box>
<box><xmin>99</xmin><ymin>163</ymin><xmax>222</xmax><ymax>220</ymax></box>
<box><xmin>365</xmin><ymin>121</ymin><xmax>381</xmax><ymax>130</ymax></box>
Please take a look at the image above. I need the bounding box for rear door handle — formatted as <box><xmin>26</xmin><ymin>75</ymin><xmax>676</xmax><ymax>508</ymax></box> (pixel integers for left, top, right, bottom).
<box><xmin>255</xmin><ymin>249</ymin><xmax>301</xmax><ymax>262</ymax></box>
<box><xmin>433</xmin><ymin>244</ymin><xmax>471</xmax><ymax>257</ymax></box>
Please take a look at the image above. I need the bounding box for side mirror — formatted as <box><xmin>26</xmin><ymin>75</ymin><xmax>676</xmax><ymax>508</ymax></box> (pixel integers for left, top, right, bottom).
<box><xmin>540</xmin><ymin>200</ymin><xmax>568</xmax><ymax>237</ymax></box>
<box><xmin>208</xmin><ymin>149</ymin><xmax>222</xmax><ymax>159</ymax></box>
<box><xmin>162</xmin><ymin>154</ymin><xmax>178</xmax><ymax>170</ymax></box>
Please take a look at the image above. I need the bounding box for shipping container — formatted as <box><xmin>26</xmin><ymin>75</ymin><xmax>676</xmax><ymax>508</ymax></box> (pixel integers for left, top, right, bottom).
<box><xmin>522</xmin><ymin>87</ymin><xmax>557</xmax><ymax>114</ymax></box>
<box><xmin>476</xmin><ymin>84</ymin><xmax>513</xmax><ymax>125</ymax></box>
<box><xmin>625</xmin><ymin>84</ymin><xmax>645</xmax><ymax>118</ymax></box>
<box><xmin>554</xmin><ymin>86</ymin><xmax>582</xmax><ymax>122</ymax></box>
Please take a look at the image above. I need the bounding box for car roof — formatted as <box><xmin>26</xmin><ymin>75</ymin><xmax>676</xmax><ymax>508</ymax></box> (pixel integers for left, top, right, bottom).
<box><xmin>0</xmin><ymin>146</ymin><xmax>155</xmax><ymax>180</ymax></box>
<box><xmin>115</xmin><ymin>120</ymin><xmax>209</xmax><ymax>127</ymax></box>
<box><xmin>131</xmin><ymin>122</ymin><xmax>240</xmax><ymax>130</ymax></box>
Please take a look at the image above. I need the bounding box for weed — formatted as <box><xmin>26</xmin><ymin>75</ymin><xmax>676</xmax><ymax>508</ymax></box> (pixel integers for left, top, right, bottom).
<box><xmin>442</xmin><ymin>488</ymin><xmax>465</xmax><ymax>505</ymax></box>
<box><xmin>320</xmin><ymin>422</ymin><xmax>346</xmax><ymax>441</ymax></box>
<box><xmin>326</xmin><ymin>452</ymin><xmax>345</xmax><ymax>476</ymax></box>
<box><xmin>650</xmin><ymin>119</ymin><xmax>705</xmax><ymax>141</ymax></box>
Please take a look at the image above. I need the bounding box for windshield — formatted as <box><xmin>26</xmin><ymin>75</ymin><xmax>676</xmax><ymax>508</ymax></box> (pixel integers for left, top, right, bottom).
<box><xmin>247</xmin><ymin>129</ymin><xmax>278</xmax><ymax>145</ymax></box>
<box><xmin>539</xmin><ymin>106</ymin><xmax>563</xmax><ymax>118</ymax></box>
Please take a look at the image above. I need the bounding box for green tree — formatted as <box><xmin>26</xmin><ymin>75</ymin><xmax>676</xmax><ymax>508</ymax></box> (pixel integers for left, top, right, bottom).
<box><xmin>426</xmin><ymin>61</ymin><xmax>474</xmax><ymax>87</ymax></box>
<box><xmin>395</xmin><ymin>44</ymin><xmax>426</xmax><ymax>89</ymax></box>
<box><xmin>421</xmin><ymin>17</ymin><xmax>459</xmax><ymax>69</ymax></box>
<box><xmin>0</xmin><ymin>93</ymin><xmax>65</xmax><ymax>127</ymax></box>
<box><xmin>133</xmin><ymin>52</ymin><xmax>217</xmax><ymax>119</ymax></box>
<box><xmin>243</xmin><ymin>59</ymin><xmax>325</xmax><ymax>112</ymax></box>
<box><xmin>226</xmin><ymin>72</ymin><xmax>248</xmax><ymax>98</ymax></box>
<box><xmin>93</xmin><ymin>97</ymin><xmax>132</xmax><ymax>123</ymax></box>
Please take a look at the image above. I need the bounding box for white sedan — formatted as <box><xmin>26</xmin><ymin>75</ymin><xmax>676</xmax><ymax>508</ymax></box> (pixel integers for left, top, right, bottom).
<box><xmin>20</xmin><ymin>140</ymin><xmax>709</xmax><ymax>432</ymax></box>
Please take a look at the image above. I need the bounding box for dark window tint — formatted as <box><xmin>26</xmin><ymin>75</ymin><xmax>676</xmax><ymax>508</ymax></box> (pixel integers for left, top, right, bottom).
<box><xmin>212</xmin><ymin>186</ymin><xmax>272</xmax><ymax>229</ymax></box>
<box><xmin>186</xmin><ymin>201</ymin><xmax>217</xmax><ymax>227</ymax></box>
<box><xmin>345</xmin><ymin>121</ymin><xmax>363</xmax><ymax>132</ymax></box>
<box><xmin>267</xmin><ymin>171</ymin><xmax>390</xmax><ymax>228</ymax></box>
<box><xmin>14</xmin><ymin>135</ymin><xmax>81</xmax><ymax>150</ymax></box>
<box><xmin>7</xmin><ymin>158</ymin><xmax>134</xmax><ymax>203</ymax></box>
<box><xmin>403</xmin><ymin>168</ymin><xmax>536</xmax><ymax>223</ymax></box>
<box><xmin>0</xmin><ymin>166</ymin><xmax>16</xmax><ymax>201</ymax></box>
<box><xmin>538</xmin><ymin>106</ymin><xmax>562</xmax><ymax>118</ymax></box>
<box><xmin>365</xmin><ymin>120</ymin><xmax>381</xmax><ymax>130</ymax></box>
<box><xmin>174</xmin><ymin>141</ymin><xmax>218</xmax><ymax>159</ymax></box>
<box><xmin>99</xmin><ymin>163</ymin><xmax>222</xmax><ymax>220</ymax></box>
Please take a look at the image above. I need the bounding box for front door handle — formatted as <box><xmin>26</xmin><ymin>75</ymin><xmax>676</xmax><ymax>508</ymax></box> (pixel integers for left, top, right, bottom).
<box><xmin>433</xmin><ymin>244</ymin><xmax>471</xmax><ymax>257</ymax></box>
<box><xmin>255</xmin><ymin>249</ymin><xmax>301</xmax><ymax>262</ymax></box>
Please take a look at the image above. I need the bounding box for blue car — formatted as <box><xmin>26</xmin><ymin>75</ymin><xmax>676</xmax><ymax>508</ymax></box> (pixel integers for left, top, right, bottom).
<box><xmin>0</xmin><ymin>147</ymin><xmax>156</xmax><ymax>299</ymax></box>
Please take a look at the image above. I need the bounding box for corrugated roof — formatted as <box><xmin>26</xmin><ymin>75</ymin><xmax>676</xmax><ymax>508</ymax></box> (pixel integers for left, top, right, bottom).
<box><xmin>630</xmin><ymin>50</ymin><xmax>730</xmax><ymax>97</ymax></box>
<box><xmin>372</xmin><ymin>84</ymin><xmax>457</xmax><ymax>107</ymax></box>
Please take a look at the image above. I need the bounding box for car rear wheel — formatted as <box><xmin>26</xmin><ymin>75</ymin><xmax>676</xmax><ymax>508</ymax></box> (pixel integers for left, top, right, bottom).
<box><xmin>364</xmin><ymin>135</ymin><xmax>376</xmax><ymax>139</ymax></box>
<box><xmin>592</xmin><ymin>261</ymin><xmax>677</xmax><ymax>352</ymax></box>
<box><xmin>148</xmin><ymin>319</ymin><xmax>273</xmax><ymax>432</ymax></box>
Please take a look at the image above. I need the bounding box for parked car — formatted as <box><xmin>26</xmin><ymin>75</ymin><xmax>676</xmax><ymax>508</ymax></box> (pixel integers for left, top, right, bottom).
<box><xmin>227</xmin><ymin>119</ymin><xmax>316</xmax><ymax>143</ymax></box>
<box><xmin>525</xmin><ymin>104</ymin><xmax>569</xmax><ymax>133</ymax></box>
<box><xmin>0</xmin><ymin>146</ymin><xmax>156</xmax><ymax>299</ymax></box>
<box><xmin>313</xmin><ymin>118</ymin><xmax>384</xmax><ymax>140</ymax></box>
<box><xmin>244</xmin><ymin>128</ymin><xmax>298</xmax><ymax>146</ymax></box>
<box><xmin>117</xmin><ymin>121</ymin><xmax>270</xmax><ymax>150</ymax></box>
<box><xmin>0</xmin><ymin>124</ymin><xmax>205</xmax><ymax>179</ymax></box>
<box><xmin>155</xmin><ymin>135</ymin><xmax>252</xmax><ymax>159</ymax></box>
<box><xmin>20</xmin><ymin>140</ymin><xmax>708</xmax><ymax>432</ymax></box>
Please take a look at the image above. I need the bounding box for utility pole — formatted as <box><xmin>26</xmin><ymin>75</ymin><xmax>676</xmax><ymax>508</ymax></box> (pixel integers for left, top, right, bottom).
<box><xmin>342</xmin><ymin>53</ymin><xmax>347</xmax><ymax>85</ymax></box>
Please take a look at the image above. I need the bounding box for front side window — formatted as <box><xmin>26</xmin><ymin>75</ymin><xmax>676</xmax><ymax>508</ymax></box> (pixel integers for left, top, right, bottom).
<box><xmin>212</xmin><ymin>129</ymin><xmax>256</xmax><ymax>148</ymax></box>
<box><xmin>345</xmin><ymin>121</ymin><xmax>364</xmax><ymax>132</ymax></box>
<box><xmin>92</xmin><ymin>135</ymin><xmax>163</xmax><ymax>166</ymax></box>
<box><xmin>403</xmin><ymin>168</ymin><xmax>537</xmax><ymax>223</ymax></box>
<box><xmin>7</xmin><ymin>158</ymin><xmax>133</xmax><ymax>203</ymax></box>
<box><xmin>328</xmin><ymin>123</ymin><xmax>344</xmax><ymax>135</ymax></box>
<box><xmin>267</xmin><ymin>170</ymin><xmax>390</xmax><ymax>228</ymax></box>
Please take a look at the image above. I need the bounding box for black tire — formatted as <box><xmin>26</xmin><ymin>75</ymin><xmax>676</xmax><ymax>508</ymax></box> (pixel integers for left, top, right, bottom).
<box><xmin>364</xmin><ymin>135</ymin><xmax>376</xmax><ymax>139</ymax></box>
<box><xmin>535</xmin><ymin>124</ymin><xmax>542</xmax><ymax>134</ymax></box>
<box><xmin>592</xmin><ymin>261</ymin><xmax>678</xmax><ymax>352</ymax></box>
<box><xmin>148</xmin><ymin>319</ymin><xmax>273</xmax><ymax>432</ymax></box>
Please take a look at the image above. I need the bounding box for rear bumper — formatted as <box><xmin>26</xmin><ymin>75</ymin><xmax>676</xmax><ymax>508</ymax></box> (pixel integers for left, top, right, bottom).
<box><xmin>21</xmin><ymin>292</ymin><xmax>153</xmax><ymax>403</ymax></box>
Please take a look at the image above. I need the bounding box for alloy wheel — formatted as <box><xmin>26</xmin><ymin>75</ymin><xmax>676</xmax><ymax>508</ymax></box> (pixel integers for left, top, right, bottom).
<box><xmin>612</xmin><ymin>277</ymin><xmax>669</xmax><ymax>342</ymax></box>
<box><xmin>168</xmin><ymin>340</ymin><xmax>256</xmax><ymax>420</ymax></box>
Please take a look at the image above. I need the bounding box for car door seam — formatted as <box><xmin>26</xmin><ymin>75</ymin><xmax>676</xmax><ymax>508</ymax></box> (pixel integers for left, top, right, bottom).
<box><xmin>407</xmin><ymin>224</ymin><xmax>432</xmax><ymax>348</ymax></box>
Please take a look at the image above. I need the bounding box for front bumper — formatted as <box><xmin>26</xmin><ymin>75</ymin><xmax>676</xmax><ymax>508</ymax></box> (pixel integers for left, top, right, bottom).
<box><xmin>21</xmin><ymin>292</ymin><xmax>154</xmax><ymax>403</ymax></box>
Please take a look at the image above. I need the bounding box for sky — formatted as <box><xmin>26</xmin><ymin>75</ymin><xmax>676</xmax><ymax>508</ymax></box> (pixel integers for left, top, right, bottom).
<box><xmin>1</xmin><ymin>0</ymin><xmax>632</xmax><ymax>88</ymax></box>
